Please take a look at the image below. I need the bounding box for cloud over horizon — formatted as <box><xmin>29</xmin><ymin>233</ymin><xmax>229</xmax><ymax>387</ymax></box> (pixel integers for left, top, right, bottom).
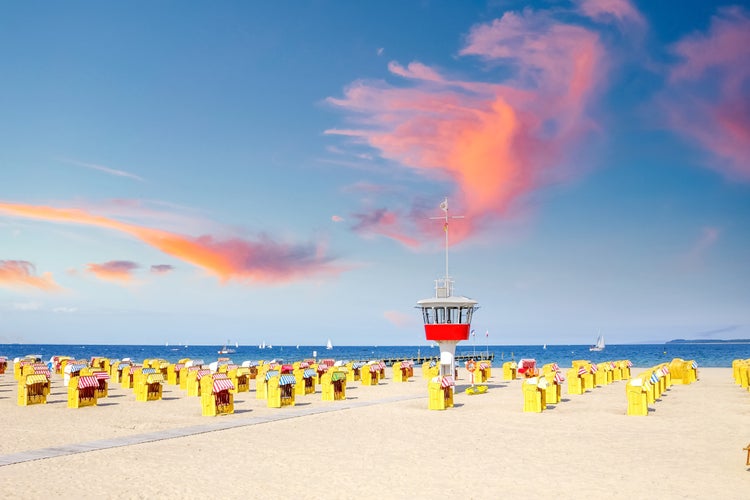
<box><xmin>0</xmin><ymin>201</ymin><xmax>342</xmax><ymax>284</ymax></box>
<box><xmin>0</xmin><ymin>260</ymin><xmax>61</xmax><ymax>291</ymax></box>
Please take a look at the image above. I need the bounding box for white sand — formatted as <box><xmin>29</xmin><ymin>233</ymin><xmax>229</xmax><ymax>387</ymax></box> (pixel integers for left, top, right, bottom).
<box><xmin>0</xmin><ymin>366</ymin><xmax>747</xmax><ymax>498</ymax></box>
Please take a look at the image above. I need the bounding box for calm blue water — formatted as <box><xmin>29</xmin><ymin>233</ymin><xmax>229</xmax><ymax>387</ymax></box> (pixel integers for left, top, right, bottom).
<box><xmin>2</xmin><ymin>343</ymin><xmax>748</xmax><ymax>367</ymax></box>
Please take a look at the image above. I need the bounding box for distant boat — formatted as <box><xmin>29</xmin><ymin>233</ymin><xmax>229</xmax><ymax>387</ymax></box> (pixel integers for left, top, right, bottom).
<box><xmin>218</xmin><ymin>340</ymin><xmax>236</xmax><ymax>355</ymax></box>
<box><xmin>326</xmin><ymin>338</ymin><xmax>333</xmax><ymax>350</ymax></box>
<box><xmin>259</xmin><ymin>341</ymin><xmax>266</xmax><ymax>349</ymax></box>
<box><xmin>589</xmin><ymin>335</ymin><xmax>605</xmax><ymax>352</ymax></box>
<box><xmin>543</xmin><ymin>343</ymin><xmax>547</xmax><ymax>350</ymax></box>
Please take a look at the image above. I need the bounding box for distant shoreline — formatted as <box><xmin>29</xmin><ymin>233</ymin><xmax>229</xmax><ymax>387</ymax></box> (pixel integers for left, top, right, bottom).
<box><xmin>666</xmin><ymin>339</ymin><xmax>750</xmax><ymax>344</ymax></box>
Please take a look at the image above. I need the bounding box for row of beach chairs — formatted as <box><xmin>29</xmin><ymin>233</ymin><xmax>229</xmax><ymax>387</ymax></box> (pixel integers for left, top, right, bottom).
<box><xmin>625</xmin><ymin>358</ymin><xmax>698</xmax><ymax>416</ymax></box>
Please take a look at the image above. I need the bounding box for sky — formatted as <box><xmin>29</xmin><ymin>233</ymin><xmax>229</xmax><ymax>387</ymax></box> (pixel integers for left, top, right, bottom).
<box><xmin>0</xmin><ymin>0</ymin><xmax>748</xmax><ymax>346</ymax></box>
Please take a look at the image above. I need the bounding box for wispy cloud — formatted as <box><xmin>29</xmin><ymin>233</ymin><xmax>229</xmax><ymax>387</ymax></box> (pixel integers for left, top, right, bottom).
<box><xmin>661</xmin><ymin>7</ymin><xmax>750</xmax><ymax>181</ymax></box>
<box><xmin>61</xmin><ymin>159</ymin><xmax>145</xmax><ymax>182</ymax></box>
<box><xmin>0</xmin><ymin>260</ymin><xmax>61</xmax><ymax>291</ymax></box>
<box><xmin>150</xmin><ymin>264</ymin><xmax>175</xmax><ymax>274</ymax></box>
<box><xmin>0</xmin><ymin>201</ymin><xmax>341</xmax><ymax>284</ymax></box>
<box><xmin>87</xmin><ymin>260</ymin><xmax>140</xmax><ymax>283</ymax></box>
<box><xmin>680</xmin><ymin>226</ymin><xmax>721</xmax><ymax>268</ymax></box>
<box><xmin>350</xmin><ymin>208</ymin><xmax>421</xmax><ymax>248</ymax></box>
<box><xmin>52</xmin><ymin>306</ymin><xmax>78</xmax><ymax>313</ymax></box>
<box><xmin>383</xmin><ymin>310</ymin><xmax>417</xmax><ymax>328</ymax></box>
<box><xmin>12</xmin><ymin>301</ymin><xmax>43</xmax><ymax>311</ymax></box>
<box><xmin>327</xmin><ymin>5</ymin><xmax>622</xmax><ymax>246</ymax></box>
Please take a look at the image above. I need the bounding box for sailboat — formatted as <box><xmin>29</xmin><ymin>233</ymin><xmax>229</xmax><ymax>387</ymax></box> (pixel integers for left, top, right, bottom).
<box><xmin>589</xmin><ymin>334</ymin><xmax>605</xmax><ymax>352</ymax></box>
<box><xmin>326</xmin><ymin>338</ymin><xmax>333</xmax><ymax>350</ymax></box>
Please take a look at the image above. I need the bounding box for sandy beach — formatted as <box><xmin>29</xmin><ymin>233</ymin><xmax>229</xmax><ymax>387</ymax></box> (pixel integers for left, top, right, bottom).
<box><xmin>0</xmin><ymin>365</ymin><xmax>747</xmax><ymax>499</ymax></box>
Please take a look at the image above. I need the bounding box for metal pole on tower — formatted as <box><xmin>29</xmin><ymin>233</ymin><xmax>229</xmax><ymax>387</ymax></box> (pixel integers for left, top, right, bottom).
<box><xmin>432</xmin><ymin>197</ymin><xmax>464</xmax><ymax>285</ymax></box>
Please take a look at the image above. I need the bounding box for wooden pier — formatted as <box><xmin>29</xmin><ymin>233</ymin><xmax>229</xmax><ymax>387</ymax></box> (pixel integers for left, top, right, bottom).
<box><xmin>378</xmin><ymin>352</ymin><xmax>495</xmax><ymax>367</ymax></box>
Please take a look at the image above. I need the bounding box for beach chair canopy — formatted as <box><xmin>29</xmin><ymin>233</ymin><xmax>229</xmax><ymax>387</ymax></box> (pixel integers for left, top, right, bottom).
<box><xmin>331</xmin><ymin>371</ymin><xmax>346</xmax><ymax>382</ymax></box>
<box><xmin>77</xmin><ymin>376</ymin><xmax>100</xmax><ymax>389</ymax></box>
<box><xmin>279</xmin><ymin>374</ymin><xmax>296</xmax><ymax>386</ymax></box>
<box><xmin>440</xmin><ymin>376</ymin><xmax>455</xmax><ymax>388</ymax></box>
<box><xmin>265</xmin><ymin>370</ymin><xmax>280</xmax><ymax>380</ymax></box>
<box><xmin>94</xmin><ymin>372</ymin><xmax>110</xmax><ymax>380</ymax></box>
<box><xmin>33</xmin><ymin>365</ymin><xmax>51</xmax><ymax>376</ymax></box>
<box><xmin>146</xmin><ymin>373</ymin><xmax>165</xmax><ymax>384</ymax></box>
<box><xmin>65</xmin><ymin>363</ymin><xmax>88</xmax><ymax>373</ymax></box>
<box><xmin>303</xmin><ymin>369</ymin><xmax>317</xmax><ymax>378</ymax></box>
<box><xmin>212</xmin><ymin>378</ymin><xmax>234</xmax><ymax>393</ymax></box>
<box><xmin>25</xmin><ymin>374</ymin><xmax>49</xmax><ymax>385</ymax></box>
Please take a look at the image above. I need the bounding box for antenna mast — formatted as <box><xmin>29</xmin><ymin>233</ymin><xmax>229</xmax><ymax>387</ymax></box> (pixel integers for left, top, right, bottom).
<box><xmin>430</xmin><ymin>197</ymin><xmax>464</xmax><ymax>282</ymax></box>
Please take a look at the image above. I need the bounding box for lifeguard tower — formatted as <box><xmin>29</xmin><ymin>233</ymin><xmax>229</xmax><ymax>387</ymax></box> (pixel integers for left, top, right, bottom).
<box><xmin>417</xmin><ymin>198</ymin><xmax>479</xmax><ymax>382</ymax></box>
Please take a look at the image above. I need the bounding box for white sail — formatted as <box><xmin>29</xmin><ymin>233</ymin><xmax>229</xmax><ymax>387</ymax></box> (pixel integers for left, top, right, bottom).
<box><xmin>589</xmin><ymin>334</ymin><xmax>605</xmax><ymax>351</ymax></box>
<box><xmin>326</xmin><ymin>338</ymin><xmax>333</xmax><ymax>350</ymax></box>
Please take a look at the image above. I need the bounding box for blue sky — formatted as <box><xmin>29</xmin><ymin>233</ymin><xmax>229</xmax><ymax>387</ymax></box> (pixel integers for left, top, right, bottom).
<box><xmin>1</xmin><ymin>1</ymin><xmax>748</xmax><ymax>346</ymax></box>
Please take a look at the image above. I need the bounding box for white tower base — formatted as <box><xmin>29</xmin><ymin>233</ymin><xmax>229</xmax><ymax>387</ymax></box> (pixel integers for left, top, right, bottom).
<box><xmin>438</xmin><ymin>341</ymin><xmax>458</xmax><ymax>378</ymax></box>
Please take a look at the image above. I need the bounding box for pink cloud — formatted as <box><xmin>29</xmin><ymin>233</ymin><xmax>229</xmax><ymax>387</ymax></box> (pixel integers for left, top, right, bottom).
<box><xmin>327</xmin><ymin>7</ymin><xmax>608</xmax><ymax>246</ymax></box>
<box><xmin>0</xmin><ymin>201</ymin><xmax>342</xmax><ymax>284</ymax></box>
<box><xmin>331</xmin><ymin>215</ymin><xmax>344</xmax><ymax>223</ymax></box>
<box><xmin>87</xmin><ymin>260</ymin><xmax>140</xmax><ymax>283</ymax></box>
<box><xmin>576</xmin><ymin>0</ymin><xmax>646</xmax><ymax>28</ymax></box>
<box><xmin>662</xmin><ymin>7</ymin><xmax>750</xmax><ymax>180</ymax></box>
<box><xmin>387</xmin><ymin>61</ymin><xmax>445</xmax><ymax>82</ymax></box>
<box><xmin>0</xmin><ymin>260</ymin><xmax>61</xmax><ymax>291</ymax></box>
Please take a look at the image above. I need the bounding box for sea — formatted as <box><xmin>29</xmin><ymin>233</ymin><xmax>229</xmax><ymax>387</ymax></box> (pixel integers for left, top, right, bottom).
<box><xmin>2</xmin><ymin>342</ymin><xmax>749</xmax><ymax>368</ymax></box>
